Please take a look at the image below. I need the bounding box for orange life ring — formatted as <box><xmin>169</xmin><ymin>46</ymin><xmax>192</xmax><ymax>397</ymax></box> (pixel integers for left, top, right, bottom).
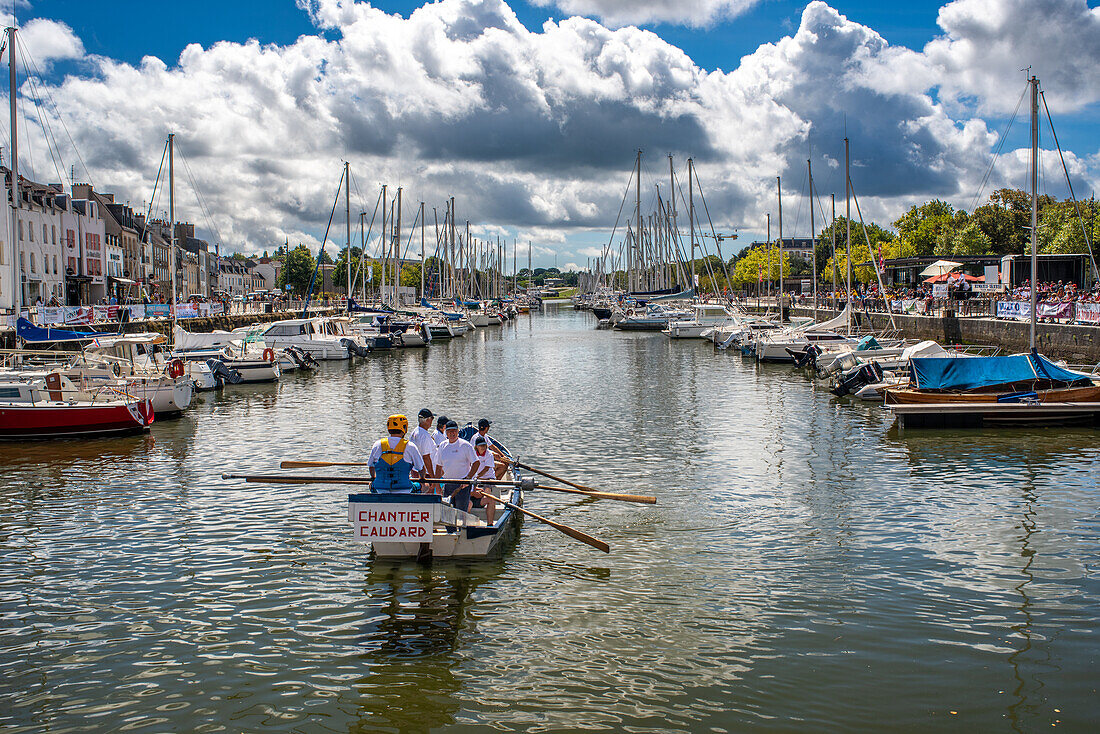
<box><xmin>167</xmin><ymin>358</ymin><xmax>185</xmax><ymax>379</ymax></box>
<box><xmin>262</xmin><ymin>348</ymin><xmax>275</xmax><ymax>362</ymax></box>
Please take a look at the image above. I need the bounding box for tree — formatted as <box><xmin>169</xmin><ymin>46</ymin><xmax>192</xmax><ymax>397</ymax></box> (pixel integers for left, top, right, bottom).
<box><xmin>1038</xmin><ymin>199</ymin><xmax>1099</xmax><ymax>255</ymax></box>
<box><xmin>277</xmin><ymin>244</ymin><xmax>316</xmax><ymax>295</ymax></box>
<box><xmin>893</xmin><ymin>200</ymin><xmax>955</xmax><ymax>258</ymax></box>
<box><xmin>825</xmin><ymin>221</ymin><xmax>900</xmax><ymax>284</ymax></box>
<box><xmin>951</xmin><ymin>221</ymin><xmax>992</xmax><ymax>256</ymax></box>
<box><xmin>732</xmin><ymin>246</ymin><xmax>791</xmax><ymax>287</ymax></box>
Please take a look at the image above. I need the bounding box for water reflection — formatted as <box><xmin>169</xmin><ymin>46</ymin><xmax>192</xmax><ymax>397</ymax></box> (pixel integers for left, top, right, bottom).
<box><xmin>349</xmin><ymin>562</ymin><xmax>493</xmax><ymax>731</ymax></box>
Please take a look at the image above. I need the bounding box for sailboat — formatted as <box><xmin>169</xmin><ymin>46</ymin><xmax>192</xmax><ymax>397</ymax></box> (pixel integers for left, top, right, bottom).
<box><xmin>885</xmin><ymin>76</ymin><xmax>1100</xmax><ymax>428</ymax></box>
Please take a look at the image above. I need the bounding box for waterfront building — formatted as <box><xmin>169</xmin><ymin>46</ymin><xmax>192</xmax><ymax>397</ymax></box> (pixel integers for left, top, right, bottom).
<box><xmin>64</xmin><ymin>195</ymin><xmax>107</xmax><ymax>305</ymax></box>
<box><xmin>217</xmin><ymin>258</ymin><xmax>251</xmax><ymax>297</ymax></box>
<box><xmin>251</xmin><ymin>258</ymin><xmax>280</xmax><ymax>292</ymax></box>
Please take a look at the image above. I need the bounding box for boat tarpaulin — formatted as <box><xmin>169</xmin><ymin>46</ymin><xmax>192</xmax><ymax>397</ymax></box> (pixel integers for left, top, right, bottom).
<box><xmin>910</xmin><ymin>353</ymin><xmax>1092</xmax><ymax>391</ymax></box>
<box><xmin>16</xmin><ymin>317</ymin><xmax>108</xmax><ymax>343</ymax></box>
<box><xmin>649</xmin><ymin>288</ymin><xmax>695</xmax><ymax>302</ymax></box>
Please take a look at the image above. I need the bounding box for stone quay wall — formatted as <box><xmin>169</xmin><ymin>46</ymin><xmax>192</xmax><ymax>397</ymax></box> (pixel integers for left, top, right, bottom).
<box><xmin>783</xmin><ymin>307</ymin><xmax>1100</xmax><ymax>364</ymax></box>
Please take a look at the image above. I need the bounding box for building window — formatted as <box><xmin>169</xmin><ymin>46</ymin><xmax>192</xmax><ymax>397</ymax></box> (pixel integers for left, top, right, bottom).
<box><xmin>18</xmin><ymin>221</ymin><xmax>23</xmax><ymax>241</ymax></box>
<box><xmin>30</xmin><ymin>252</ymin><xmax>35</xmax><ymax>273</ymax></box>
<box><xmin>43</xmin><ymin>224</ymin><xmax>48</xmax><ymax>242</ymax></box>
<box><xmin>53</xmin><ymin>255</ymin><xmax>58</xmax><ymax>274</ymax></box>
<box><xmin>51</xmin><ymin>225</ymin><xmax>56</xmax><ymax>244</ymax></box>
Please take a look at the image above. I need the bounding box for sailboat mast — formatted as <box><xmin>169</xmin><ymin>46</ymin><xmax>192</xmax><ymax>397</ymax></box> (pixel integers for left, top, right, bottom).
<box><xmin>380</xmin><ymin>185</ymin><xmax>387</xmax><ymax>303</ymax></box>
<box><xmin>344</xmin><ymin>161</ymin><xmax>350</xmax><ymax>311</ymax></box>
<box><xmin>689</xmin><ymin>158</ymin><xmax>696</xmax><ymax>296</ymax></box>
<box><xmin>8</xmin><ymin>25</ymin><xmax>19</xmax><ymax>314</ymax></box>
<box><xmin>808</xmin><ymin>160</ymin><xmax>817</xmax><ymax>320</ymax></box>
<box><xmin>1029</xmin><ymin>75</ymin><xmax>1039</xmax><ymax>352</ymax></box>
<box><xmin>844</xmin><ymin>136</ymin><xmax>852</xmax><ymax>335</ymax></box>
<box><xmin>831</xmin><ymin>194</ymin><xmax>836</xmax><ymax>312</ymax></box>
<box><xmin>634</xmin><ymin>150</ymin><xmax>641</xmax><ymax>293</ymax></box>
<box><xmin>420</xmin><ymin>201</ymin><xmax>425</xmax><ymax>300</ymax></box>
<box><xmin>168</xmin><ymin>133</ymin><xmax>176</xmax><ymax>337</ymax></box>
<box><xmin>777</xmin><ymin>175</ymin><xmax>783</xmax><ymax>319</ymax></box>
<box><xmin>766</xmin><ymin>213</ymin><xmax>771</xmax><ymax>301</ymax></box>
<box><xmin>396</xmin><ymin>187</ymin><xmax>403</xmax><ymax>303</ymax></box>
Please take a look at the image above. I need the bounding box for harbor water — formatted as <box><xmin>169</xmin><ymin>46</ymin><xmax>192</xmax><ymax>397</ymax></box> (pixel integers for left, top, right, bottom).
<box><xmin>1</xmin><ymin>303</ymin><xmax>1097</xmax><ymax>732</ymax></box>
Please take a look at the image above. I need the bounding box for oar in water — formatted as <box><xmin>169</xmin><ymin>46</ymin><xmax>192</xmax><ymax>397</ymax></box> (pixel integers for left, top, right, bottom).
<box><xmin>222</xmin><ymin>474</ymin><xmax>609</xmax><ymax>553</ymax></box>
<box><xmin>476</xmin><ymin>478</ymin><xmax>656</xmax><ymax>505</ymax></box>
<box><xmin>512</xmin><ymin>461</ymin><xmax>606</xmax><ymax>495</ymax></box>
<box><xmin>474</xmin><ymin>493</ymin><xmax>609</xmax><ymax>553</ymax></box>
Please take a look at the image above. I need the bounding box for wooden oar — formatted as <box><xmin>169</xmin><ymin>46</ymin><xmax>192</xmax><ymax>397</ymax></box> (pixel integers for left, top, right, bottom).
<box><xmin>223</xmin><ymin>473</ymin><xmax>374</xmax><ymax>484</ymax></box>
<box><xmin>476</xmin><ymin>479</ymin><xmax>656</xmax><ymax>505</ymax></box>
<box><xmin>512</xmin><ymin>461</ymin><xmax>605</xmax><ymax>495</ymax></box>
<box><xmin>223</xmin><ymin>474</ymin><xmax>609</xmax><ymax>553</ymax></box>
<box><xmin>278</xmin><ymin>460</ymin><xmax>655</xmax><ymax>504</ymax></box>
<box><xmin>475</xmin><ymin>493</ymin><xmax>609</xmax><ymax>553</ymax></box>
<box><xmin>281</xmin><ymin>460</ymin><xmax>368</xmax><ymax>468</ymax></box>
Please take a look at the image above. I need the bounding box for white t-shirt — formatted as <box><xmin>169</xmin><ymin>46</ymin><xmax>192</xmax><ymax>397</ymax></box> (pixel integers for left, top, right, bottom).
<box><xmin>473</xmin><ymin>448</ymin><xmax>495</xmax><ymax>478</ymax></box>
<box><xmin>367</xmin><ymin>436</ymin><xmax>426</xmax><ymax>473</ymax></box>
<box><xmin>436</xmin><ymin>437</ymin><xmax>477</xmax><ymax>480</ymax></box>
<box><xmin>431</xmin><ymin>429</ymin><xmax>447</xmax><ymax>447</ymax></box>
<box><xmin>409</xmin><ymin>425</ymin><xmax>437</xmax><ymax>461</ymax></box>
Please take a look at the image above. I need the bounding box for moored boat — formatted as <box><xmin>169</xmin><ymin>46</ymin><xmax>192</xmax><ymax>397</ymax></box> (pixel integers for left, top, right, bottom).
<box><xmin>0</xmin><ymin>371</ymin><xmax>154</xmax><ymax>439</ymax></box>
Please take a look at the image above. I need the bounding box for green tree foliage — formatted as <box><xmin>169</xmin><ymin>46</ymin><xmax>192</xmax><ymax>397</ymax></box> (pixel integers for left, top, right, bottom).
<box><xmin>893</xmin><ymin>200</ymin><xmax>956</xmax><ymax>258</ymax></box>
<box><xmin>732</xmin><ymin>246</ymin><xmax>791</xmax><ymax>285</ymax></box>
<box><xmin>951</xmin><ymin>221</ymin><xmax>993</xmax><ymax>256</ymax></box>
<box><xmin>277</xmin><ymin>244</ymin><xmax>316</xmax><ymax>295</ymax></box>
<box><xmin>823</xmin><ymin>220</ymin><xmax>899</xmax><ymax>285</ymax></box>
<box><xmin>1038</xmin><ymin>199</ymin><xmax>1099</xmax><ymax>255</ymax></box>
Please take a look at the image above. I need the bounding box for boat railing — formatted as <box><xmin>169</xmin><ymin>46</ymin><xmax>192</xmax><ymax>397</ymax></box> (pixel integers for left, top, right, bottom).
<box><xmin>942</xmin><ymin>344</ymin><xmax>1002</xmax><ymax>357</ymax></box>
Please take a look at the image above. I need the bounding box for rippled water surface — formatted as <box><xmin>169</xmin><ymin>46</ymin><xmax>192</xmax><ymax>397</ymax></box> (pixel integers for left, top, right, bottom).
<box><xmin>2</xmin><ymin>304</ymin><xmax>1098</xmax><ymax>732</ymax></box>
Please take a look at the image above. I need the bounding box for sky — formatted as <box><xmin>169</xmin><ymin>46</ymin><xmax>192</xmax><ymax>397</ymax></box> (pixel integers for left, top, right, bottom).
<box><xmin>4</xmin><ymin>0</ymin><xmax>1100</xmax><ymax>269</ymax></box>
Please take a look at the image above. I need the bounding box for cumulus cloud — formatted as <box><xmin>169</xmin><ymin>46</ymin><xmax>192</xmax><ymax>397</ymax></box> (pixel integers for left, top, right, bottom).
<box><xmin>18</xmin><ymin>18</ymin><xmax>84</xmax><ymax>66</ymax></box>
<box><xmin>925</xmin><ymin>0</ymin><xmax>1100</xmax><ymax>115</ymax></box>
<box><xmin>7</xmin><ymin>0</ymin><xmax>1098</xmax><ymax>262</ymax></box>
<box><xmin>529</xmin><ymin>0</ymin><xmax>761</xmax><ymax>28</ymax></box>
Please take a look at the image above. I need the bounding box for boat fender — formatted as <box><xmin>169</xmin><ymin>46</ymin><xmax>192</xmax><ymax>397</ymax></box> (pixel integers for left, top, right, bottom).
<box><xmin>167</xmin><ymin>358</ymin><xmax>185</xmax><ymax>379</ymax></box>
<box><xmin>262</xmin><ymin>347</ymin><xmax>275</xmax><ymax>362</ymax></box>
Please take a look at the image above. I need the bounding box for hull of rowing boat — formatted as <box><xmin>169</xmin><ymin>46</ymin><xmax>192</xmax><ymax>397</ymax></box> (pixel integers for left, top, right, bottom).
<box><xmin>350</xmin><ymin>487</ymin><xmax>524</xmax><ymax>559</ymax></box>
<box><xmin>884</xmin><ymin>384</ymin><xmax>1100</xmax><ymax>405</ymax></box>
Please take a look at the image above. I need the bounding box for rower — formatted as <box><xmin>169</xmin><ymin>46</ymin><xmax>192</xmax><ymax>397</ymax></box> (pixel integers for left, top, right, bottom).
<box><xmin>367</xmin><ymin>414</ymin><xmax>426</xmax><ymax>493</ymax></box>
<box><xmin>409</xmin><ymin>408</ymin><xmax>440</xmax><ymax>492</ymax></box>
<box><xmin>436</xmin><ymin>419</ymin><xmax>479</xmax><ymax>515</ymax></box>
<box><xmin>475</xmin><ymin>418</ymin><xmax>511</xmax><ymax>479</ymax></box>
<box><xmin>432</xmin><ymin>415</ymin><xmax>450</xmax><ymax>448</ymax></box>
<box><xmin>471</xmin><ymin>434</ymin><xmax>497</xmax><ymax>524</ymax></box>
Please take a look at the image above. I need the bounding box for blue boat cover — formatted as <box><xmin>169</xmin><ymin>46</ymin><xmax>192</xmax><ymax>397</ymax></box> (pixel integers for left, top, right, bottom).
<box><xmin>910</xmin><ymin>353</ymin><xmax>1091</xmax><ymax>391</ymax></box>
<box><xmin>856</xmin><ymin>335</ymin><xmax>880</xmax><ymax>351</ymax></box>
<box><xmin>420</xmin><ymin>298</ymin><xmax>437</xmax><ymax>310</ymax></box>
<box><xmin>16</xmin><ymin>317</ymin><xmax>109</xmax><ymax>343</ymax></box>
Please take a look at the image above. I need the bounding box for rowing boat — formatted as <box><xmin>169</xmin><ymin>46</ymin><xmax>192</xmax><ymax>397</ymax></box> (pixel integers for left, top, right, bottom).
<box><xmin>348</xmin><ymin>435</ymin><xmax>524</xmax><ymax>559</ymax></box>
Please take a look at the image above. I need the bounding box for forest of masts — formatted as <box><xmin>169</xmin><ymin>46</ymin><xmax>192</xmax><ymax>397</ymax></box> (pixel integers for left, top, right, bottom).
<box><xmin>337</xmin><ymin>162</ymin><xmax>525</xmax><ymax>305</ymax></box>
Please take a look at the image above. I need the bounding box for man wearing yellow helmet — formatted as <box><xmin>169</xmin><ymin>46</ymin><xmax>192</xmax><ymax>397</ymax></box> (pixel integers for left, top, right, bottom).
<box><xmin>367</xmin><ymin>414</ymin><xmax>427</xmax><ymax>493</ymax></box>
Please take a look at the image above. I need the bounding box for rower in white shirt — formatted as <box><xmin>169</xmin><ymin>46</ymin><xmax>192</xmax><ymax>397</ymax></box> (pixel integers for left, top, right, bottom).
<box><xmin>432</xmin><ymin>415</ymin><xmax>450</xmax><ymax>448</ymax></box>
<box><xmin>470</xmin><ymin>434</ymin><xmax>497</xmax><ymax>523</ymax></box>
<box><xmin>436</xmin><ymin>419</ymin><xmax>479</xmax><ymax>514</ymax></box>
<box><xmin>408</xmin><ymin>408</ymin><xmax>440</xmax><ymax>492</ymax></box>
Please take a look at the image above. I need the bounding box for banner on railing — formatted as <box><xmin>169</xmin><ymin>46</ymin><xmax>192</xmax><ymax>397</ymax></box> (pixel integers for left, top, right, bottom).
<box><xmin>147</xmin><ymin>304</ymin><xmax>170</xmax><ymax>318</ymax></box>
<box><xmin>174</xmin><ymin>303</ymin><xmax>199</xmax><ymax>318</ymax></box>
<box><xmin>972</xmin><ymin>283</ymin><xmax>1005</xmax><ymax>293</ymax></box>
<box><xmin>62</xmin><ymin>306</ymin><xmax>94</xmax><ymax>325</ymax></box>
<box><xmin>37</xmin><ymin>307</ymin><xmax>65</xmax><ymax>324</ymax></box>
<box><xmin>209</xmin><ymin>302</ymin><xmax>224</xmax><ymax>315</ymax></box>
<box><xmin>1075</xmin><ymin>302</ymin><xmax>1100</xmax><ymax>325</ymax></box>
<box><xmin>93</xmin><ymin>305</ymin><xmax>120</xmax><ymax>322</ymax></box>
<box><xmin>996</xmin><ymin>300</ymin><xmax>1030</xmax><ymax>320</ymax></box>
<box><xmin>1036</xmin><ymin>302</ymin><xmax>1074</xmax><ymax>319</ymax></box>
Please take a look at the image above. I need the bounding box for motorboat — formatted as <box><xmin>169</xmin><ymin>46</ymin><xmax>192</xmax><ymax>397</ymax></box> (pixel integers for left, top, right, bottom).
<box><xmin>665</xmin><ymin>303</ymin><xmax>737</xmax><ymax>339</ymax></box>
<box><xmin>613</xmin><ymin>303</ymin><xmax>691</xmax><ymax>331</ymax></box>
<box><xmin>261</xmin><ymin>317</ymin><xmax>366</xmax><ymax>360</ymax></box>
<box><xmin>72</xmin><ymin>333</ymin><xmax>194</xmax><ymax>416</ymax></box>
<box><xmin>0</xmin><ymin>370</ymin><xmax>154</xmax><ymax>439</ymax></box>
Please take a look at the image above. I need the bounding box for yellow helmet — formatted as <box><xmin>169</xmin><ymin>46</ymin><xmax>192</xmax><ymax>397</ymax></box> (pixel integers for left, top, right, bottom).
<box><xmin>387</xmin><ymin>414</ymin><xmax>409</xmax><ymax>433</ymax></box>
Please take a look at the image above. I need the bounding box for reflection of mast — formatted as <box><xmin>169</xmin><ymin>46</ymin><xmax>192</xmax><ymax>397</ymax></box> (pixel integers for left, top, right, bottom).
<box><xmin>1007</xmin><ymin>486</ymin><xmax>1038</xmax><ymax>732</ymax></box>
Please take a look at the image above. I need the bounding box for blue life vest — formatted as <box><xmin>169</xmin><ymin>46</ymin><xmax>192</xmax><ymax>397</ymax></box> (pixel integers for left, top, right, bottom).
<box><xmin>373</xmin><ymin>437</ymin><xmax>414</xmax><ymax>493</ymax></box>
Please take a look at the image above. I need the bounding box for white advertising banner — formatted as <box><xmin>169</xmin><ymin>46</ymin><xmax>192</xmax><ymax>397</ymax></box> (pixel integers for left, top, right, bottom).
<box><xmin>996</xmin><ymin>300</ymin><xmax>1030</xmax><ymax>320</ymax></box>
<box><xmin>1075</xmin><ymin>302</ymin><xmax>1100</xmax><ymax>325</ymax></box>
